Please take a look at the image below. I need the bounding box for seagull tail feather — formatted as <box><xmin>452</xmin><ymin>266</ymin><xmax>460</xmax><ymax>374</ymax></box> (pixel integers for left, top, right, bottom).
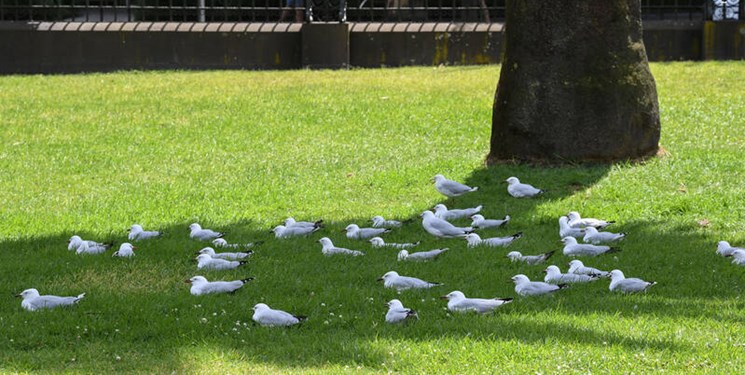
<box><xmin>241</xmin><ymin>277</ymin><xmax>255</xmax><ymax>284</ymax></box>
<box><xmin>75</xmin><ymin>293</ymin><xmax>86</xmax><ymax>302</ymax></box>
<box><xmin>606</xmin><ymin>247</ymin><xmax>622</xmax><ymax>254</ymax></box>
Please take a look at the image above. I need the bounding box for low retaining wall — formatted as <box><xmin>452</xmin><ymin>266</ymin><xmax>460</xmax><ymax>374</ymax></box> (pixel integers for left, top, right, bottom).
<box><xmin>0</xmin><ymin>20</ymin><xmax>741</xmax><ymax>74</ymax></box>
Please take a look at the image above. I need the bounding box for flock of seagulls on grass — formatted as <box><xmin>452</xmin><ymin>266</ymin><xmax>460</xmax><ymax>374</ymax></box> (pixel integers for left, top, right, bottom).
<box><xmin>16</xmin><ymin>173</ymin><xmax>694</xmax><ymax>326</ymax></box>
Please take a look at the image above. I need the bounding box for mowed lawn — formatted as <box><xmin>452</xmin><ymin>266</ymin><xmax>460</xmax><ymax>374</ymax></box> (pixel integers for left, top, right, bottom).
<box><xmin>1</xmin><ymin>62</ymin><xmax>744</xmax><ymax>373</ymax></box>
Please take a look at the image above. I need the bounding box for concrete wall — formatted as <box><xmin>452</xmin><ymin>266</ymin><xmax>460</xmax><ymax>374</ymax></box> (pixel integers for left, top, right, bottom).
<box><xmin>0</xmin><ymin>20</ymin><xmax>742</xmax><ymax>74</ymax></box>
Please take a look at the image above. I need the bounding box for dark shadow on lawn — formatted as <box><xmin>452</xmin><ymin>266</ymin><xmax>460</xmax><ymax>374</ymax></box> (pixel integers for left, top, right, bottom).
<box><xmin>3</xmin><ymin>164</ymin><xmax>745</xmax><ymax>372</ymax></box>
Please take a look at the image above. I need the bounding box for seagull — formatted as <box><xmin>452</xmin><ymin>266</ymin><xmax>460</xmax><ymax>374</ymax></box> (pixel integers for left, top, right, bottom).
<box><xmin>433</xmin><ymin>174</ymin><xmax>478</xmax><ymax>198</ymax></box>
<box><xmin>378</xmin><ymin>271</ymin><xmax>442</xmax><ymax>291</ymax></box>
<box><xmin>433</xmin><ymin>204</ymin><xmax>483</xmax><ymax>221</ymax></box>
<box><xmin>420</xmin><ymin>211</ymin><xmax>473</xmax><ymax>238</ymax></box>
<box><xmin>505</xmin><ymin>177</ymin><xmax>543</xmax><ymax>198</ymax></box>
<box><xmin>252</xmin><ymin>303</ymin><xmax>306</xmax><ymax>327</ymax></box>
<box><xmin>464</xmin><ymin>232</ymin><xmax>522</xmax><ymax>248</ymax></box>
<box><xmin>369</xmin><ymin>237</ymin><xmax>419</xmax><ymax>249</ymax></box>
<box><xmin>717</xmin><ymin>241</ymin><xmax>744</xmax><ymax>257</ymax></box>
<box><xmin>511</xmin><ymin>274</ymin><xmax>568</xmax><ymax>296</ymax></box>
<box><xmin>212</xmin><ymin>238</ymin><xmax>262</xmax><ymax>249</ymax></box>
<box><xmin>608</xmin><ymin>270</ymin><xmax>657</xmax><ymax>293</ymax></box>
<box><xmin>284</xmin><ymin>217</ymin><xmax>323</xmax><ymax>229</ymax></box>
<box><xmin>68</xmin><ymin>235</ymin><xmax>111</xmax><ymax>254</ymax></box>
<box><xmin>559</xmin><ymin>216</ymin><xmax>586</xmax><ymax>239</ymax></box>
<box><xmin>506</xmin><ymin>250</ymin><xmax>555</xmax><ymax>265</ymax></box>
<box><xmin>271</xmin><ymin>224</ymin><xmax>321</xmax><ymax>238</ymax></box>
<box><xmin>726</xmin><ymin>249</ymin><xmax>745</xmax><ymax>266</ymax></box>
<box><xmin>344</xmin><ymin>224</ymin><xmax>390</xmax><ymax>240</ymax></box>
<box><xmin>385</xmin><ymin>299</ymin><xmax>419</xmax><ymax>323</ymax></box>
<box><xmin>195</xmin><ymin>254</ymin><xmax>247</xmax><ymax>271</ymax></box>
<box><xmin>15</xmin><ymin>288</ymin><xmax>85</xmax><ymax>311</ymax></box>
<box><xmin>441</xmin><ymin>291</ymin><xmax>513</xmax><ymax>314</ymax></box>
<box><xmin>561</xmin><ymin>237</ymin><xmax>620</xmax><ymax>256</ymax></box>
<box><xmin>371</xmin><ymin>216</ymin><xmax>405</xmax><ymax>228</ymax></box>
<box><xmin>188</xmin><ymin>223</ymin><xmax>225</xmax><ymax>241</ymax></box>
<box><xmin>566</xmin><ymin>212</ymin><xmax>615</xmax><ymax>229</ymax></box>
<box><xmin>397</xmin><ymin>248</ymin><xmax>449</xmax><ymax>261</ymax></box>
<box><xmin>583</xmin><ymin>227</ymin><xmax>626</xmax><ymax>244</ymax></box>
<box><xmin>318</xmin><ymin>237</ymin><xmax>364</xmax><ymax>256</ymax></box>
<box><xmin>185</xmin><ymin>276</ymin><xmax>254</xmax><ymax>296</ymax></box>
<box><xmin>128</xmin><ymin>224</ymin><xmax>162</xmax><ymax>241</ymax></box>
<box><xmin>543</xmin><ymin>265</ymin><xmax>600</xmax><ymax>284</ymax></box>
<box><xmin>567</xmin><ymin>260</ymin><xmax>609</xmax><ymax>277</ymax></box>
<box><xmin>198</xmin><ymin>246</ymin><xmax>252</xmax><ymax>260</ymax></box>
<box><xmin>112</xmin><ymin>243</ymin><xmax>136</xmax><ymax>258</ymax></box>
<box><xmin>470</xmin><ymin>214</ymin><xmax>510</xmax><ymax>229</ymax></box>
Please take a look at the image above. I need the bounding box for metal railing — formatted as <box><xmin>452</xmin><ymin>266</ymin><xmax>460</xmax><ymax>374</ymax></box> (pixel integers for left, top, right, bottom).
<box><xmin>0</xmin><ymin>0</ymin><xmax>739</xmax><ymax>23</ymax></box>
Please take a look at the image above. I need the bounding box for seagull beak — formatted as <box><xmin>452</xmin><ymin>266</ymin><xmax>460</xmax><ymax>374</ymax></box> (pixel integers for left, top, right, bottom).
<box><xmin>132</xmin><ymin>246</ymin><xmax>138</xmax><ymax>250</ymax></box>
<box><xmin>439</xmin><ymin>295</ymin><xmax>449</xmax><ymax>300</ymax></box>
<box><xmin>184</xmin><ymin>280</ymin><xmax>192</xmax><ymax>284</ymax></box>
<box><xmin>542</xmin><ymin>270</ymin><xmax>547</xmax><ymax>274</ymax></box>
<box><xmin>14</xmin><ymin>293</ymin><xmax>21</xmax><ymax>298</ymax></box>
<box><xmin>376</xmin><ymin>277</ymin><xmax>384</xmax><ymax>282</ymax></box>
<box><xmin>340</xmin><ymin>229</ymin><xmax>347</xmax><ymax>233</ymax></box>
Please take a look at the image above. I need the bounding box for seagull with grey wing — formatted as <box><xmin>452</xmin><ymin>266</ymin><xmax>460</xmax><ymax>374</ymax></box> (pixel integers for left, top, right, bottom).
<box><xmin>371</xmin><ymin>216</ymin><xmax>406</xmax><ymax>228</ymax></box>
<box><xmin>566</xmin><ymin>211</ymin><xmax>615</xmax><ymax>229</ymax></box>
<box><xmin>511</xmin><ymin>274</ymin><xmax>568</xmax><ymax>296</ymax></box>
<box><xmin>252</xmin><ymin>303</ymin><xmax>306</xmax><ymax>327</ymax></box>
<box><xmin>198</xmin><ymin>246</ymin><xmax>252</xmax><ymax>260</ymax></box>
<box><xmin>726</xmin><ymin>249</ymin><xmax>745</xmax><ymax>266</ymax></box>
<box><xmin>271</xmin><ymin>224</ymin><xmax>321</xmax><ymax>238</ymax></box>
<box><xmin>567</xmin><ymin>259</ymin><xmax>609</xmax><ymax>277</ymax></box>
<box><xmin>583</xmin><ymin>227</ymin><xmax>626</xmax><ymax>244</ymax></box>
<box><xmin>464</xmin><ymin>232</ymin><xmax>522</xmax><ymax>248</ymax></box>
<box><xmin>378</xmin><ymin>271</ymin><xmax>442</xmax><ymax>291</ymax></box>
<box><xmin>112</xmin><ymin>243</ymin><xmax>136</xmax><ymax>258</ymax></box>
<box><xmin>561</xmin><ymin>236</ymin><xmax>620</xmax><ymax>257</ymax></box>
<box><xmin>185</xmin><ymin>276</ymin><xmax>254</xmax><ymax>296</ymax></box>
<box><xmin>196</xmin><ymin>254</ymin><xmax>247</xmax><ymax>270</ymax></box>
<box><xmin>318</xmin><ymin>237</ymin><xmax>364</xmax><ymax>256</ymax></box>
<box><xmin>128</xmin><ymin>224</ymin><xmax>162</xmax><ymax>241</ymax></box>
<box><xmin>559</xmin><ymin>216</ymin><xmax>586</xmax><ymax>239</ymax></box>
<box><xmin>284</xmin><ymin>217</ymin><xmax>323</xmax><ymax>229</ymax></box>
<box><xmin>433</xmin><ymin>204</ymin><xmax>483</xmax><ymax>221</ymax></box>
<box><xmin>420</xmin><ymin>211</ymin><xmax>473</xmax><ymax>238</ymax></box>
<box><xmin>385</xmin><ymin>299</ymin><xmax>419</xmax><ymax>324</ymax></box>
<box><xmin>717</xmin><ymin>241</ymin><xmax>745</xmax><ymax>257</ymax></box>
<box><xmin>608</xmin><ymin>270</ymin><xmax>657</xmax><ymax>293</ymax></box>
<box><xmin>470</xmin><ymin>214</ymin><xmax>510</xmax><ymax>229</ymax></box>
<box><xmin>16</xmin><ymin>288</ymin><xmax>85</xmax><ymax>311</ymax></box>
<box><xmin>398</xmin><ymin>248</ymin><xmax>449</xmax><ymax>261</ymax></box>
<box><xmin>188</xmin><ymin>223</ymin><xmax>225</xmax><ymax>241</ymax></box>
<box><xmin>441</xmin><ymin>291</ymin><xmax>513</xmax><ymax>314</ymax></box>
<box><xmin>212</xmin><ymin>238</ymin><xmax>262</xmax><ymax>250</ymax></box>
<box><xmin>369</xmin><ymin>237</ymin><xmax>419</xmax><ymax>249</ymax></box>
<box><xmin>68</xmin><ymin>235</ymin><xmax>112</xmax><ymax>254</ymax></box>
<box><xmin>432</xmin><ymin>174</ymin><xmax>478</xmax><ymax>198</ymax></box>
<box><xmin>506</xmin><ymin>250</ymin><xmax>555</xmax><ymax>265</ymax></box>
<box><xmin>344</xmin><ymin>224</ymin><xmax>390</xmax><ymax>240</ymax></box>
<box><xmin>505</xmin><ymin>177</ymin><xmax>543</xmax><ymax>198</ymax></box>
<box><xmin>543</xmin><ymin>265</ymin><xmax>600</xmax><ymax>284</ymax></box>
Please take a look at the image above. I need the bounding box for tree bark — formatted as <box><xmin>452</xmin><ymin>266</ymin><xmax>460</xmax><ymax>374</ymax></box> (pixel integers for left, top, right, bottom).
<box><xmin>487</xmin><ymin>0</ymin><xmax>661</xmax><ymax>164</ymax></box>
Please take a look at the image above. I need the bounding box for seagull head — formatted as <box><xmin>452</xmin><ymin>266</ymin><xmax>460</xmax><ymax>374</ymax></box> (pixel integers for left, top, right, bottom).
<box><xmin>511</xmin><ymin>274</ymin><xmax>530</xmax><ymax>284</ymax></box>
<box><xmin>16</xmin><ymin>288</ymin><xmax>40</xmax><ymax>299</ymax></box>
<box><xmin>197</xmin><ymin>247</ymin><xmax>216</xmax><ymax>256</ymax></box>
<box><xmin>464</xmin><ymin>233</ymin><xmax>481</xmax><ymax>243</ymax></box>
<box><xmin>386</xmin><ymin>299</ymin><xmax>404</xmax><ymax>309</ymax></box>
<box><xmin>396</xmin><ymin>250</ymin><xmax>409</xmax><ymax>261</ymax></box>
<box><xmin>371</xmin><ymin>216</ymin><xmax>384</xmax><ymax>225</ymax></box>
<box><xmin>378</xmin><ymin>271</ymin><xmax>399</xmax><ymax>282</ymax></box>
<box><xmin>119</xmin><ymin>243</ymin><xmax>136</xmax><ymax>251</ymax></box>
<box><xmin>433</xmin><ymin>204</ymin><xmax>447</xmax><ymax>213</ymax></box>
<box><xmin>609</xmin><ymin>269</ymin><xmax>624</xmax><ymax>280</ymax></box>
<box><xmin>212</xmin><ymin>238</ymin><xmax>227</xmax><ymax>246</ymax></box>
<box><xmin>68</xmin><ymin>235</ymin><xmax>82</xmax><ymax>244</ymax></box>
<box><xmin>188</xmin><ymin>223</ymin><xmax>201</xmax><ymax>232</ymax></box>
<box><xmin>283</xmin><ymin>217</ymin><xmax>296</xmax><ymax>226</ymax></box>
<box><xmin>420</xmin><ymin>211</ymin><xmax>435</xmax><ymax>218</ymax></box>
<box><xmin>318</xmin><ymin>237</ymin><xmax>333</xmax><ymax>247</ymax></box>
<box><xmin>344</xmin><ymin>224</ymin><xmax>360</xmax><ymax>233</ymax></box>
<box><xmin>567</xmin><ymin>259</ymin><xmax>584</xmax><ymax>269</ymax></box>
<box><xmin>195</xmin><ymin>254</ymin><xmax>212</xmax><ymax>262</ymax></box>
<box><xmin>186</xmin><ymin>276</ymin><xmax>208</xmax><ymax>284</ymax></box>
<box><xmin>470</xmin><ymin>214</ymin><xmax>484</xmax><ymax>221</ymax></box>
<box><xmin>717</xmin><ymin>241</ymin><xmax>732</xmax><ymax>254</ymax></box>
<box><xmin>506</xmin><ymin>251</ymin><xmax>521</xmax><ymax>261</ymax></box>
<box><xmin>271</xmin><ymin>225</ymin><xmax>285</xmax><ymax>234</ymax></box>
<box><xmin>130</xmin><ymin>224</ymin><xmax>143</xmax><ymax>233</ymax></box>
<box><xmin>567</xmin><ymin>212</ymin><xmax>581</xmax><ymax>221</ymax></box>
<box><xmin>505</xmin><ymin>177</ymin><xmax>520</xmax><ymax>185</ymax></box>
<box><xmin>252</xmin><ymin>303</ymin><xmax>269</xmax><ymax>311</ymax></box>
<box><xmin>441</xmin><ymin>291</ymin><xmax>465</xmax><ymax>301</ymax></box>
<box><xmin>432</xmin><ymin>174</ymin><xmax>445</xmax><ymax>183</ymax></box>
<box><xmin>543</xmin><ymin>265</ymin><xmax>560</xmax><ymax>275</ymax></box>
<box><xmin>369</xmin><ymin>237</ymin><xmax>384</xmax><ymax>246</ymax></box>
<box><xmin>584</xmin><ymin>226</ymin><xmax>599</xmax><ymax>234</ymax></box>
<box><xmin>561</xmin><ymin>237</ymin><xmax>578</xmax><ymax>245</ymax></box>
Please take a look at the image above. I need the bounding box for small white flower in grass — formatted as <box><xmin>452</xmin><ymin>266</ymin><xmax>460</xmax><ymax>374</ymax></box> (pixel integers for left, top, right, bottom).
<box><xmin>330</xmin><ymin>312</ymin><xmax>335</xmax><ymax>316</ymax></box>
<box><xmin>321</xmin><ymin>303</ymin><xmax>326</xmax><ymax>307</ymax></box>
<box><xmin>212</xmin><ymin>312</ymin><xmax>217</xmax><ymax>316</ymax></box>
<box><xmin>324</xmin><ymin>320</ymin><xmax>330</xmax><ymax>325</ymax></box>
<box><xmin>200</xmin><ymin>318</ymin><xmax>208</xmax><ymax>324</ymax></box>
<box><xmin>115</xmin><ymin>355</ymin><xmax>121</xmax><ymax>361</ymax></box>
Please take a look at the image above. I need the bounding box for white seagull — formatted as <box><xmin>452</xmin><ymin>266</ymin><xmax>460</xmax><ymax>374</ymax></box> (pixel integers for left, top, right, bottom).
<box><xmin>385</xmin><ymin>299</ymin><xmax>419</xmax><ymax>323</ymax></box>
<box><xmin>271</xmin><ymin>224</ymin><xmax>321</xmax><ymax>238</ymax></box>
<box><xmin>464</xmin><ymin>232</ymin><xmax>522</xmax><ymax>248</ymax></box>
<box><xmin>441</xmin><ymin>291</ymin><xmax>513</xmax><ymax>314</ymax></box>
<box><xmin>506</xmin><ymin>250</ymin><xmax>555</xmax><ymax>265</ymax></box>
<box><xmin>112</xmin><ymin>243</ymin><xmax>136</xmax><ymax>258</ymax></box>
<box><xmin>559</xmin><ymin>216</ymin><xmax>586</xmax><ymax>239</ymax></box>
<box><xmin>717</xmin><ymin>241</ymin><xmax>744</xmax><ymax>257</ymax></box>
<box><xmin>543</xmin><ymin>265</ymin><xmax>600</xmax><ymax>284</ymax></box>
<box><xmin>198</xmin><ymin>246</ymin><xmax>252</xmax><ymax>260</ymax></box>
<box><xmin>566</xmin><ymin>212</ymin><xmax>614</xmax><ymax>229</ymax></box>
<box><xmin>128</xmin><ymin>224</ymin><xmax>162</xmax><ymax>241</ymax></box>
<box><xmin>433</xmin><ymin>174</ymin><xmax>478</xmax><ymax>198</ymax></box>
<box><xmin>68</xmin><ymin>235</ymin><xmax>111</xmax><ymax>254</ymax></box>
<box><xmin>561</xmin><ymin>237</ymin><xmax>619</xmax><ymax>257</ymax></box>
<box><xmin>16</xmin><ymin>288</ymin><xmax>85</xmax><ymax>311</ymax></box>
<box><xmin>188</xmin><ymin>223</ymin><xmax>224</xmax><ymax>241</ymax></box>
<box><xmin>284</xmin><ymin>217</ymin><xmax>323</xmax><ymax>229</ymax></box>
<box><xmin>433</xmin><ymin>204</ymin><xmax>483</xmax><ymax>221</ymax></box>
<box><xmin>212</xmin><ymin>238</ymin><xmax>262</xmax><ymax>249</ymax></box>
<box><xmin>195</xmin><ymin>254</ymin><xmax>247</xmax><ymax>271</ymax></box>
<box><xmin>583</xmin><ymin>227</ymin><xmax>626</xmax><ymax>244</ymax></box>
<box><xmin>318</xmin><ymin>237</ymin><xmax>364</xmax><ymax>256</ymax></box>
<box><xmin>344</xmin><ymin>224</ymin><xmax>390</xmax><ymax>240</ymax></box>
<box><xmin>567</xmin><ymin>259</ymin><xmax>609</xmax><ymax>277</ymax></box>
<box><xmin>505</xmin><ymin>177</ymin><xmax>543</xmax><ymax>198</ymax></box>
<box><xmin>726</xmin><ymin>249</ymin><xmax>745</xmax><ymax>266</ymax></box>
<box><xmin>608</xmin><ymin>270</ymin><xmax>657</xmax><ymax>293</ymax></box>
<box><xmin>420</xmin><ymin>211</ymin><xmax>473</xmax><ymax>238</ymax></box>
<box><xmin>511</xmin><ymin>274</ymin><xmax>568</xmax><ymax>296</ymax></box>
<box><xmin>369</xmin><ymin>237</ymin><xmax>419</xmax><ymax>249</ymax></box>
<box><xmin>252</xmin><ymin>303</ymin><xmax>306</xmax><ymax>327</ymax></box>
<box><xmin>378</xmin><ymin>271</ymin><xmax>442</xmax><ymax>291</ymax></box>
<box><xmin>185</xmin><ymin>275</ymin><xmax>253</xmax><ymax>296</ymax></box>
<box><xmin>371</xmin><ymin>216</ymin><xmax>405</xmax><ymax>228</ymax></box>
<box><xmin>470</xmin><ymin>214</ymin><xmax>510</xmax><ymax>229</ymax></box>
<box><xmin>397</xmin><ymin>248</ymin><xmax>449</xmax><ymax>261</ymax></box>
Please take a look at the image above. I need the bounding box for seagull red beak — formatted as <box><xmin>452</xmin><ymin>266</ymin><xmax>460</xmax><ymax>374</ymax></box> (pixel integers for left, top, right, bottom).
<box><xmin>184</xmin><ymin>280</ymin><xmax>192</xmax><ymax>284</ymax></box>
<box><xmin>376</xmin><ymin>277</ymin><xmax>384</xmax><ymax>282</ymax></box>
<box><xmin>439</xmin><ymin>295</ymin><xmax>449</xmax><ymax>300</ymax></box>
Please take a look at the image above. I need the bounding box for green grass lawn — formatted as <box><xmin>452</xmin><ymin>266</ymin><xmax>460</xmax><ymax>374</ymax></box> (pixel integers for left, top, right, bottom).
<box><xmin>1</xmin><ymin>62</ymin><xmax>745</xmax><ymax>374</ymax></box>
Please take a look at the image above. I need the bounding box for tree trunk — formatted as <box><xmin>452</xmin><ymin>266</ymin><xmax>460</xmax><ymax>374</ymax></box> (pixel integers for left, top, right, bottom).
<box><xmin>487</xmin><ymin>0</ymin><xmax>661</xmax><ymax>164</ymax></box>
